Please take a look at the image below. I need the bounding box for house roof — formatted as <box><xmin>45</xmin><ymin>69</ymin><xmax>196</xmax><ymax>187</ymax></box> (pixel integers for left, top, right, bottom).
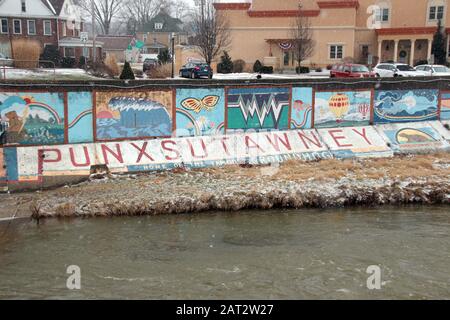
<box><xmin>96</xmin><ymin>35</ymin><xmax>134</xmax><ymax>50</ymax></box>
<box><xmin>139</xmin><ymin>11</ymin><xmax>183</xmax><ymax>33</ymax></box>
<box><xmin>41</xmin><ymin>0</ymin><xmax>66</xmax><ymax>15</ymax></box>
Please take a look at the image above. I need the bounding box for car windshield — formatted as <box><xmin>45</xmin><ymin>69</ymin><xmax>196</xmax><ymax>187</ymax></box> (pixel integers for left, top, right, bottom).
<box><xmin>197</xmin><ymin>64</ymin><xmax>209</xmax><ymax>68</ymax></box>
<box><xmin>352</xmin><ymin>66</ymin><xmax>369</xmax><ymax>72</ymax></box>
<box><xmin>396</xmin><ymin>65</ymin><xmax>415</xmax><ymax>71</ymax></box>
<box><xmin>434</xmin><ymin>66</ymin><xmax>449</xmax><ymax>72</ymax></box>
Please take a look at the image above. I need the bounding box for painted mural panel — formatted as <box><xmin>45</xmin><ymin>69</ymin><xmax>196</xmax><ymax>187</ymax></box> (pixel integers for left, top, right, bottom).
<box><xmin>227</xmin><ymin>87</ymin><xmax>290</xmax><ymax>132</ymax></box>
<box><xmin>95</xmin><ymin>90</ymin><xmax>173</xmax><ymax>140</ymax></box>
<box><xmin>0</xmin><ymin>92</ymin><xmax>65</xmax><ymax>145</ymax></box>
<box><xmin>375</xmin><ymin>122</ymin><xmax>449</xmax><ymax>154</ymax></box>
<box><xmin>314</xmin><ymin>90</ymin><xmax>372</xmax><ymax>128</ymax></box>
<box><xmin>175</xmin><ymin>88</ymin><xmax>225</xmax><ymax>137</ymax></box>
<box><xmin>374</xmin><ymin>89</ymin><xmax>439</xmax><ymax>124</ymax></box>
<box><xmin>440</xmin><ymin>92</ymin><xmax>450</xmax><ymax>120</ymax></box>
<box><xmin>291</xmin><ymin>87</ymin><xmax>313</xmax><ymax>129</ymax></box>
<box><xmin>68</xmin><ymin>92</ymin><xmax>93</xmax><ymax>143</ymax></box>
<box><xmin>0</xmin><ymin>148</ymin><xmax>5</xmax><ymax>181</ymax></box>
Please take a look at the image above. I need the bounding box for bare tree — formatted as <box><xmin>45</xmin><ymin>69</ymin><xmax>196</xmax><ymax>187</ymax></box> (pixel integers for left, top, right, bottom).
<box><xmin>121</xmin><ymin>0</ymin><xmax>162</xmax><ymax>34</ymax></box>
<box><xmin>78</xmin><ymin>0</ymin><xmax>123</xmax><ymax>35</ymax></box>
<box><xmin>290</xmin><ymin>5</ymin><xmax>314</xmax><ymax>73</ymax></box>
<box><xmin>191</xmin><ymin>0</ymin><xmax>231</xmax><ymax>66</ymax></box>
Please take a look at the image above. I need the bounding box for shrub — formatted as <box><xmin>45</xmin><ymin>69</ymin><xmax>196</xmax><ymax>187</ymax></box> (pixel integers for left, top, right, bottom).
<box><xmin>253</xmin><ymin>60</ymin><xmax>263</xmax><ymax>73</ymax></box>
<box><xmin>104</xmin><ymin>54</ymin><xmax>120</xmax><ymax>76</ymax></box>
<box><xmin>315</xmin><ymin>67</ymin><xmax>322</xmax><ymax>72</ymax></box>
<box><xmin>217</xmin><ymin>51</ymin><xmax>233</xmax><ymax>73</ymax></box>
<box><xmin>158</xmin><ymin>49</ymin><xmax>172</xmax><ymax>64</ymax></box>
<box><xmin>86</xmin><ymin>61</ymin><xmax>115</xmax><ymax>78</ymax></box>
<box><xmin>61</xmin><ymin>57</ymin><xmax>76</xmax><ymax>68</ymax></box>
<box><xmin>12</xmin><ymin>39</ymin><xmax>40</xmax><ymax>68</ymax></box>
<box><xmin>326</xmin><ymin>64</ymin><xmax>333</xmax><ymax>70</ymax></box>
<box><xmin>414</xmin><ymin>60</ymin><xmax>428</xmax><ymax>67</ymax></box>
<box><xmin>79</xmin><ymin>56</ymin><xmax>87</xmax><ymax>68</ymax></box>
<box><xmin>296</xmin><ymin>66</ymin><xmax>310</xmax><ymax>74</ymax></box>
<box><xmin>40</xmin><ymin>45</ymin><xmax>61</xmax><ymax>68</ymax></box>
<box><xmin>148</xmin><ymin>63</ymin><xmax>172</xmax><ymax>79</ymax></box>
<box><xmin>260</xmin><ymin>66</ymin><xmax>273</xmax><ymax>74</ymax></box>
<box><xmin>120</xmin><ymin>61</ymin><xmax>135</xmax><ymax>80</ymax></box>
<box><xmin>232</xmin><ymin>59</ymin><xmax>246</xmax><ymax>73</ymax></box>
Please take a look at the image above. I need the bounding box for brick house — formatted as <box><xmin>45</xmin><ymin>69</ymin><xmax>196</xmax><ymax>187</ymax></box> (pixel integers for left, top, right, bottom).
<box><xmin>0</xmin><ymin>0</ymin><xmax>102</xmax><ymax>62</ymax></box>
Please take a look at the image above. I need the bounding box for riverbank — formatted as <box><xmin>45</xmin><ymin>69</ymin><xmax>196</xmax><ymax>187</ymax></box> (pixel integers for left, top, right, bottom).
<box><xmin>0</xmin><ymin>153</ymin><xmax>449</xmax><ymax>220</ymax></box>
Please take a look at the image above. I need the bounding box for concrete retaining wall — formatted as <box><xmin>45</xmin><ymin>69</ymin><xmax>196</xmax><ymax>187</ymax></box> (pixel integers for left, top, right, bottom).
<box><xmin>1</xmin><ymin>77</ymin><xmax>450</xmax><ymax>190</ymax></box>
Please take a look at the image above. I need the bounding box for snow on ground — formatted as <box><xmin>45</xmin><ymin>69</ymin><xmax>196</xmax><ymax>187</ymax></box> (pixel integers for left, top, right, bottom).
<box><xmin>211</xmin><ymin>71</ymin><xmax>331</xmax><ymax>80</ymax></box>
<box><xmin>0</xmin><ymin>67</ymin><xmax>102</xmax><ymax>80</ymax></box>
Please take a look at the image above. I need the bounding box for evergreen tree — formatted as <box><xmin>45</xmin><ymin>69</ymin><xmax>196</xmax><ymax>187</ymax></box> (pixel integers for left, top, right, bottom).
<box><xmin>158</xmin><ymin>49</ymin><xmax>172</xmax><ymax>65</ymax></box>
<box><xmin>253</xmin><ymin>60</ymin><xmax>263</xmax><ymax>73</ymax></box>
<box><xmin>120</xmin><ymin>61</ymin><xmax>135</xmax><ymax>80</ymax></box>
<box><xmin>432</xmin><ymin>19</ymin><xmax>447</xmax><ymax>65</ymax></box>
<box><xmin>217</xmin><ymin>51</ymin><xmax>233</xmax><ymax>74</ymax></box>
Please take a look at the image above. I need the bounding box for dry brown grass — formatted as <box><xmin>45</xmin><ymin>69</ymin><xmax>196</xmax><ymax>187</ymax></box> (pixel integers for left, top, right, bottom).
<box><xmin>104</xmin><ymin>54</ymin><xmax>120</xmax><ymax>77</ymax></box>
<box><xmin>12</xmin><ymin>39</ymin><xmax>41</xmax><ymax>68</ymax></box>
<box><xmin>148</xmin><ymin>63</ymin><xmax>172</xmax><ymax>79</ymax></box>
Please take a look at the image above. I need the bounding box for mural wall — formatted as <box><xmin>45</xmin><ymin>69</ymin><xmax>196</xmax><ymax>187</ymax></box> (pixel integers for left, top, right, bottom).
<box><xmin>440</xmin><ymin>92</ymin><xmax>450</xmax><ymax>120</ymax></box>
<box><xmin>68</xmin><ymin>92</ymin><xmax>93</xmax><ymax>143</ymax></box>
<box><xmin>314</xmin><ymin>90</ymin><xmax>372</xmax><ymax>128</ymax></box>
<box><xmin>95</xmin><ymin>90</ymin><xmax>173</xmax><ymax>141</ymax></box>
<box><xmin>227</xmin><ymin>87</ymin><xmax>290</xmax><ymax>132</ymax></box>
<box><xmin>374</xmin><ymin>89</ymin><xmax>439</xmax><ymax>124</ymax></box>
<box><xmin>375</xmin><ymin>121</ymin><xmax>449</xmax><ymax>153</ymax></box>
<box><xmin>291</xmin><ymin>87</ymin><xmax>313</xmax><ymax>130</ymax></box>
<box><xmin>175</xmin><ymin>88</ymin><xmax>225</xmax><ymax>137</ymax></box>
<box><xmin>0</xmin><ymin>92</ymin><xmax>65</xmax><ymax>145</ymax></box>
<box><xmin>0</xmin><ymin>148</ymin><xmax>5</xmax><ymax>182</ymax></box>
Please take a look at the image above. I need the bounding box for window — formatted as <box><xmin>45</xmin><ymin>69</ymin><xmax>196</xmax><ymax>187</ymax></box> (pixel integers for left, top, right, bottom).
<box><xmin>0</xmin><ymin>19</ymin><xmax>8</xmax><ymax>34</ymax></box>
<box><xmin>44</xmin><ymin>20</ymin><xmax>52</xmax><ymax>35</ymax></box>
<box><xmin>62</xmin><ymin>22</ymin><xmax>66</xmax><ymax>37</ymax></box>
<box><xmin>283</xmin><ymin>51</ymin><xmax>289</xmax><ymax>66</ymax></box>
<box><xmin>21</xmin><ymin>0</ymin><xmax>26</xmax><ymax>12</ymax></box>
<box><xmin>13</xmin><ymin>20</ymin><xmax>21</xmax><ymax>34</ymax></box>
<box><xmin>27</xmin><ymin>20</ymin><xmax>36</xmax><ymax>35</ymax></box>
<box><xmin>375</xmin><ymin>8</ymin><xmax>390</xmax><ymax>22</ymax></box>
<box><xmin>330</xmin><ymin>45</ymin><xmax>343</xmax><ymax>59</ymax></box>
<box><xmin>429</xmin><ymin>5</ymin><xmax>444</xmax><ymax>20</ymax></box>
<box><xmin>154</xmin><ymin>23</ymin><xmax>163</xmax><ymax>30</ymax></box>
<box><xmin>64</xmin><ymin>47</ymin><xmax>75</xmax><ymax>58</ymax></box>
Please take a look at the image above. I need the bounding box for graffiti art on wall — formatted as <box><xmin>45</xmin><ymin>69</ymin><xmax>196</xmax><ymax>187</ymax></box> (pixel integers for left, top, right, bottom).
<box><xmin>314</xmin><ymin>90</ymin><xmax>372</xmax><ymax>128</ymax></box>
<box><xmin>176</xmin><ymin>88</ymin><xmax>225</xmax><ymax>136</ymax></box>
<box><xmin>227</xmin><ymin>87</ymin><xmax>290</xmax><ymax>132</ymax></box>
<box><xmin>291</xmin><ymin>87</ymin><xmax>313</xmax><ymax>129</ymax></box>
<box><xmin>95</xmin><ymin>91</ymin><xmax>173</xmax><ymax>140</ymax></box>
<box><xmin>374</xmin><ymin>89</ymin><xmax>439</xmax><ymax>123</ymax></box>
<box><xmin>440</xmin><ymin>92</ymin><xmax>450</xmax><ymax>120</ymax></box>
<box><xmin>0</xmin><ymin>92</ymin><xmax>65</xmax><ymax>145</ymax></box>
<box><xmin>68</xmin><ymin>92</ymin><xmax>93</xmax><ymax>143</ymax></box>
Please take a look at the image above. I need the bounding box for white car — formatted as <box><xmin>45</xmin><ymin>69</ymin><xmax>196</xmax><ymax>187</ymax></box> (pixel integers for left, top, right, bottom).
<box><xmin>373</xmin><ymin>63</ymin><xmax>428</xmax><ymax>77</ymax></box>
<box><xmin>415</xmin><ymin>64</ymin><xmax>450</xmax><ymax>76</ymax></box>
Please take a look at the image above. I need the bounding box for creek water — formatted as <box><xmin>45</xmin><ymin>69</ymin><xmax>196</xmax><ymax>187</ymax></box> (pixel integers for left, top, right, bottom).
<box><xmin>0</xmin><ymin>206</ymin><xmax>449</xmax><ymax>299</ymax></box>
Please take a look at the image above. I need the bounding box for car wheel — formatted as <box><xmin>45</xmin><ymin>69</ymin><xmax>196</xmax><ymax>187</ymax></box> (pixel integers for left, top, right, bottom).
<box><xmin>376</xmin><ymin>74</ymin><xmax>380</xmax><ymax>78</ymax></box>
<box><xmin>208</xmin><ymin>74</ymin><xmax>213</xmax><ymax>79</ymax></box>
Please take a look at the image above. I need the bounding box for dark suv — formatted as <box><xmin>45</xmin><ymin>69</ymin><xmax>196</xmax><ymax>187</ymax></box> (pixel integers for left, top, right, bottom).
<box><xmin>179</xmin><ymin>63</ymin><xmax>213</xmax><ymax>79</ymax></box>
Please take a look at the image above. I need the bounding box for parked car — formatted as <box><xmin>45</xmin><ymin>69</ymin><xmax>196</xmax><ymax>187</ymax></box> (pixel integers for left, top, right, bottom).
<box><xmin>415</xmin><ymin>64</ymin><xmax>450</xmax><ymax>76</ymax></box>
<box><xmin>330</xmin><ymin>63</ymin><xmax>376</xmax><ymax>78</ymax></box>
<box><xmin>373</xmin><ymin>63</ymin><xmax>428</xmax><ymax>77</ymax></box>
<box><xmin>143</xmin><ymin>58</ymin><xmax>159</xmax><ymax>72</ymax></box>
<box><xmin>179</xmin><ymin>62</ymin><xmax>213</xmax><ymax>79</ymax></box>
<box><xmin>0</xmin><ymin>53</ymin><xmax>13</xmax><ymax>67</ymax></box>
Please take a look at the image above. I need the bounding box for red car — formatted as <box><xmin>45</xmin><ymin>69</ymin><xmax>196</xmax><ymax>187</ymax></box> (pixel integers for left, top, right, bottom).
<box><xmin>330</xmin><ymin>63</ymin><xmax>376</xmax><ymax>78</ymax></box>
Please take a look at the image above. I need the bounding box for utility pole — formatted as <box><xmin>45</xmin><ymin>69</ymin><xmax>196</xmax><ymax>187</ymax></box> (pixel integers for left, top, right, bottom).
<box><xmin>91</xmin><ymin>0</ymin><xmax>96</xmax><ymax>64</ymax></box>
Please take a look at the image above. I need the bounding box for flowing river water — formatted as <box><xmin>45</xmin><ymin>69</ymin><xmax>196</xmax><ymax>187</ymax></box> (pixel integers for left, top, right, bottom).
<box><xmin>0</xmin><ymin>206</ymin><xmax>449</xmax><ymax>299</ymax></box>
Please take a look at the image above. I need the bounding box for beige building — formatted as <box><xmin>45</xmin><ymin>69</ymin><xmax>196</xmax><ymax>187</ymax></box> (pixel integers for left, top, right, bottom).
<box><xmin>215</xmin><ymin>0</ymin><xmax>450</xmax><ymax>70</ymax></box>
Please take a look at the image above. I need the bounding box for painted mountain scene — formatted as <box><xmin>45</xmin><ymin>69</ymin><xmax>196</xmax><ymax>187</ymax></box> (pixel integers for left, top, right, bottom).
<box><xmin>95</xmin><ymin>91</ymin><xmax>173</xmax><ymax>140</ymax></box>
